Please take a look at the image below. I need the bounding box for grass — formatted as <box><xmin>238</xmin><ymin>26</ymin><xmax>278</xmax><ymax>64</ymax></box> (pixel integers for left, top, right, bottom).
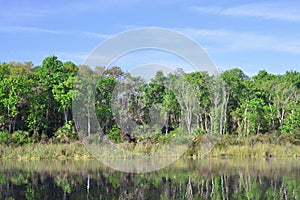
<box><xmin>186</xmin><ymin>133</ymin><xmax>300</xmax><ymax>158</ymax></box>
<box><xmin>210</xmin><ymin>143</ymin><xmax>300</xmax><ymax>158</ymax></box>
<box><xmin>0</xmin><ymin>132</ymin><xmax>300</xmax><ymax>160</ymax></box>
<box><xmin>0</xmin><ymin>142</ymin><xmax>92</xmax><ymax>160</ymax></box>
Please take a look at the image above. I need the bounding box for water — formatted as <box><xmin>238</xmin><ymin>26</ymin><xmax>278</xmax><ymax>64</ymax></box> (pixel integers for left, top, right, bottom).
<box><xmin>0</xmin><ymin>158</ymin><xmax>299</xmax><ymax>199</ymax></box>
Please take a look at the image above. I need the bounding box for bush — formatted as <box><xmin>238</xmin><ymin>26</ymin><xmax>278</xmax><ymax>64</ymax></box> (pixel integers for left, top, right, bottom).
<box><xmin>131</xmin><ymin>124</ymin><xmax>161</xmax><ymax>140</ymax></box>
<box><xmin>154</xmin><ymin>128</ymin><xmax>178</xmax><ymax>144</ymax></box>
<box><xmin>214</xmin><ymin>134</ymin><xmax>244</xmax><ymax>149</ymax></box>
<box><xmin>108</xmin><ymin>125</ymin><xmax>122</xmax><ymax>143</ymax></box>
<box><xmin>0</xmin><ymin>131</ymin><xmax>9</xmax><ymax>144</ymax></box>
<box><xmin>247</xmin><ymin>134</ymin><xmax>265</xmax><ymax>146</ymax></box>
<box><xmin>193</xmin><ymin>128</ymin><xmax>207</xmax><ymax>136</ymax></box>
<box><xmin>11</xmin><ymin>131</ymin><xmax>31</xmax><ymax>146</ymax></box>
<box><xmin>278</xmin><ymin>133</ymin><xmax>300</xmax><ymax>145</ymax></box>
<box><xmin>54</xmin><ymin>121</ymin><xmax>78</xmax><ymax>143</ymax></box>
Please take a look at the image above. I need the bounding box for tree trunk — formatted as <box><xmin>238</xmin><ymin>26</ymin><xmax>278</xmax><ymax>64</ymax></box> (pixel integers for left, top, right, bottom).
<box><xmin>8</xmin><ymin>108</ymin><xmax>11</xmax><ymax>133</ymax></box>
<box><xmin>64</xmin><ymin>110</ymin><xmax>68</xmax><ymax>124</ymax></box>
<box><xmin>87</xmin><ymin>95</ymin><xmax>91</xmax><ymax>137</ymax></box>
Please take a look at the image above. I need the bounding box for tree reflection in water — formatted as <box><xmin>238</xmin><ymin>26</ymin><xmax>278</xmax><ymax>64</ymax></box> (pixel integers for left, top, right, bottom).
<box><xmin>0</xmin><ymin>158</ymin><xmax>299</xmax><ymax>199</ymax></box>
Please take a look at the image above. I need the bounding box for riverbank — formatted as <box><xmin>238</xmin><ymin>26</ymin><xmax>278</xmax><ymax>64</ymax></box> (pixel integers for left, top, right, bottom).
<box><xmin>0</xmin><ymin>142</ymin><xmax>92</xmax><ymax>160</ymax></box>
<box><xmin>1</xmin><ymin>134</ymin><xmax>300</xmax><ymax>159</ymax></box>
<box><xmin>193</xmin><ymin>143</ymin><xmax>300</xmax><ymax>158</ymax></box>
<box><xmin>187</xmin><ymin>133</ymin><xmax>300</xmax><ymax>158</ymax></box>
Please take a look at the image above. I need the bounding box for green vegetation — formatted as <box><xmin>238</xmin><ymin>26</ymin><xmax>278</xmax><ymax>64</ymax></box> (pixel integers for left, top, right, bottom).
<box><xmin>0</xmin><ymin>140</ymin><xmax>299</xmax><ymax>160</ymax></box>
<box><xmin>0</xmin><ymin>142</ymin><xmax>91</xmax><ymax>160</ymax></box>
<box><xmin>187</xmin><ymin>133</ymin><xmax>300</xmax><ymax>158</ymax></box>
<box><xmin>0</xmin><ymin>55</ymin><xmax>299</xmax><ymax>158</ymax></box>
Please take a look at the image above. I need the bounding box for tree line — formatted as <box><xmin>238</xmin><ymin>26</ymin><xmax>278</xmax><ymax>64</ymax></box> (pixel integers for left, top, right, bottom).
<box><xmin>0</xmin><ymin>55</ymin><xmax>299</xmax><ymax>145</ymax></box>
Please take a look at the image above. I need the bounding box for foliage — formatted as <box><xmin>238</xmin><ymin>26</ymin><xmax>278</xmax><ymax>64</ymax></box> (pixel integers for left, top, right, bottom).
<box><xmin>0</xmin><ymin>56</ymin><xmax>299</xmax><ymax>149</ymax></box>
<box><xmin>107</xmin><ymin>125</ymin><xmax>122</xmax><ymax>143</ymax></box>
<box><xmin>0</xmin><ymin>131</ymin><xmax>8</xmax><ymax>144</ymax></box>
<box><xmin>11</xmin><ymin>131</ymin><xmax>31</xmax><ymax>146</ymax></box>
<box><xmin>54</xmin><ymin>121</ymin><xmax>78</xmax><ymax>143</ymax></box>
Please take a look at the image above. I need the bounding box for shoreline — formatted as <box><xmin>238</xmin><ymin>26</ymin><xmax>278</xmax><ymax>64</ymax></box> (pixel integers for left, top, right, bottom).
<box><xmin>1</xmin><ymin>141</ymin><xmax>299</xmax><ymax>160</ymax></box>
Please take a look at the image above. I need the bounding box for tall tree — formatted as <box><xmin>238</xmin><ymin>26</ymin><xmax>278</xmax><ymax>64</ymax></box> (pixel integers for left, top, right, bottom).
<box><xmin>0</xmin><ymin>63</ymin><xmax>31</xmax><ymax>133</ymax></box>
<box><xmin>52</xmin><ymin>61</ymin><xmax>78</xmax><ymax>124</ymax></box>
<box><xmin>221</xmin><ymin>68</ymin><xmax>248</xmax><ymax>134</ymax></box>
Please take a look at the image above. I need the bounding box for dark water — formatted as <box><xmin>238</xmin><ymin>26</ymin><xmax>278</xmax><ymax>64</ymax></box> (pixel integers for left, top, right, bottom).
<box><xmin>0</xmin><ymin>158</ymin><xmax>299</xmax><ymax>200</ymax></box>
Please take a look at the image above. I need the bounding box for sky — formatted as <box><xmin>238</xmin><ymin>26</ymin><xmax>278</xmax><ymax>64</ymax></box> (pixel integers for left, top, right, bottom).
<box><xmin>1</xmin><ymin>0</ymin><xmax>300</xmax><ymax>76</ymax></box>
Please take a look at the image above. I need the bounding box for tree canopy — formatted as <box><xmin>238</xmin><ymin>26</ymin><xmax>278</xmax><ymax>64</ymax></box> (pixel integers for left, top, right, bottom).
<box><xmin>0</xmin><ymin>56</ymin><xmax>299</xmax><ymax>145</ymax></box>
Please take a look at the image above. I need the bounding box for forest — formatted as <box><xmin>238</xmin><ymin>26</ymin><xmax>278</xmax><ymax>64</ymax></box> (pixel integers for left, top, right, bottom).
<box><xmin>0</xmin><ymin>55</ymin><xmax>299</xmax><ymax>148</ymax></box>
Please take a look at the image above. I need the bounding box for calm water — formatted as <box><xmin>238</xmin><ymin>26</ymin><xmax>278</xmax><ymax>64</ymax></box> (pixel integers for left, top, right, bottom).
<box><xmin>0</xmin><ymin>158</ymin><xmax>300</xmax><ymax>200</ymax></box>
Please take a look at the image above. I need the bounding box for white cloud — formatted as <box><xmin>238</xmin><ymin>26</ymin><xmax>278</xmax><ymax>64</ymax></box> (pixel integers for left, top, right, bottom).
<box><xmin>0</xmin><ymin>26</ymin><xmax>60</xmax><ymax>34</ymax></box>
<box><xmin>0</xmin><ymin>0</ymin><xmax>142</xmax><ymax>26</ymax></box>
<box><xmin>180</xmin><ymin>28</ymin><xmax>300</xmax><ymax>54</ymax></box>
<box><xmin>80</xmin><ymin>31</ymin><xmax>110</xmax><ymax>39</ymax></box>
<box><xmin>85</xmin><ymin>25</ymin><xmax>300</xmax><ymax>56</ymax></box>
<box><xmin>115</xmin><ymin>24</ymin><xmax>140</xmax><ymax>31</ymax></box>
<box><xmin>53</xmin><ymin>52</ymin><xmax>89</xmax><ymax>64</ymax></box>
<box><xmin>0</xmin><ymin>7</ymin><xmax>54</xmax><ymax>18</ymax></box>
<box><xmin>190</xmin><ymin>2</ymin><xmax>300</xmax><ymax>21</ymax></box>
<box><xmin>0</xmin><ymin>26</ymin><xmax>110</xmax><ymax>39</ymax></box>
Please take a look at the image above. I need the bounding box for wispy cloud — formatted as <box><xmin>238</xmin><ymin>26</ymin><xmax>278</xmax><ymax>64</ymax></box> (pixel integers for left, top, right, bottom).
<box><xmin>115</xmin><ymin>24</ymin><xmax>140</xmax><ymax>31</ymax></box>
<box><xmin>190</xmin><ymin>2</ymin><xmax>300</xmax><ymax>21</ymax></box>
<box><xmin>0</xmin><ymin>7</ymin><xmax>54</xmax><ymax>19</ymax></box>
<box><xmin>80</xmin><ymin>31</ymin><xmax>110</xmax><ymax>39</ymax></box>
<box><xmin>53</xmin><ymin>51</ymin><xmax>89</xmax><ymax>64</ymax></box>
<box><xmin>0</xmin><ymin>26</ymin><xmax>60</xmax><ymax>34</ymax></box>
<box><xmin>180</xmin><ymin>28</ymin><xmax>300</xmax><ymax>54</ymax></box>
<box><xmin>0</xmin><ymin>26</ymin><xmax>110</xmax><ymax>39</ymax></box>
<box><xmin>0</xmin><ymin>0</ymin><xmax>140</xmax><ymax>25</ymax></box>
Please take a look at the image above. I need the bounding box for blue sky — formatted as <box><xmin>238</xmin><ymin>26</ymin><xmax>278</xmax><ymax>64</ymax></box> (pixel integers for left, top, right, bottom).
<box><xmin>1</xmin><ymin>0</ymin><xmax>300</xmax><ymax>75</ymax></box>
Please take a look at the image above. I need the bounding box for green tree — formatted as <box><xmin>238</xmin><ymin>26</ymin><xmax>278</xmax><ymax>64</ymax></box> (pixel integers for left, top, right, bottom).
<box><xmin>52</xmin><ymin>61</ymin><xmax>78</xmax><ymax>124</ymax></box>
<box><xmin>221</xmin><ymin>68</ymin><xmax>248</xmax><ymax>134</ymax></box>
<box><xmin>0</xmin><ymin>63</ymin><xmax>32</xmax><ymax>133</ymax></box>
<box><xmin>27</xmin><ymin>56</ymin><xmax>65</xmax><ymax>137</ymax></box>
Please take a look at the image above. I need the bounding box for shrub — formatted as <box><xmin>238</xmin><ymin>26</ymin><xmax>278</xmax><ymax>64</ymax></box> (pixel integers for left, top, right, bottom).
<box><xmin>11</xmin><ymin>131</ymin><xmax>31</xmax><ymax>146</ymax></box>
<box><xmin>214</xmin><ymin>134</ymin><xmax>244</xmax><ymax>149</ymax></box>
<box><xmin>54</xmin><ymin>121</ymin><xmax>78</xmax><ymax>143</ymax></box>
<box><xmin>0</xmin><ymin>131</ymin><xmax>9</xmax><ymax>144</ymax></box>
<box><xmin>193</xmin><ymin>128</ymin><xmax>207</xmax><ymax>136</ymax></box>
<box><xmin>108</xmin><ymin>125</ymin><xmax>122</xmax><ymax>143</ymax></box>
<box><xmin>278</xmin><ymin>133</ymin><xmax>300</xmax><ymax>145</ymax></box>
<box><xmin>131</xmin><ymin>124</ymin><xmax>161</xmax><ymax>140</ymax></box>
